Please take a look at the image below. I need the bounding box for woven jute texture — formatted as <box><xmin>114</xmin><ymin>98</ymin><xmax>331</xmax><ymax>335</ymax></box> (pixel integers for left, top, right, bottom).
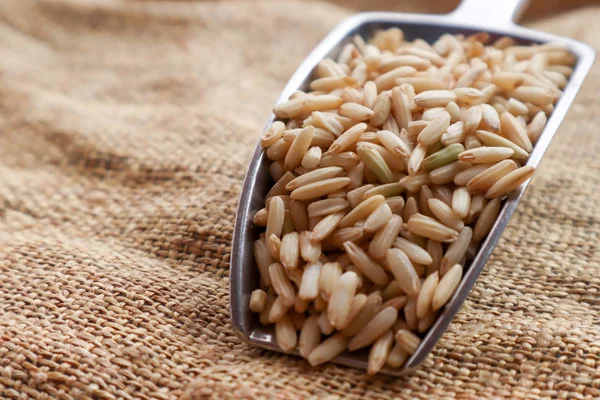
<box><xmin>0</xmin><ymin>0</ymin><xmax>599</xmax><ymax>399</ymax></box>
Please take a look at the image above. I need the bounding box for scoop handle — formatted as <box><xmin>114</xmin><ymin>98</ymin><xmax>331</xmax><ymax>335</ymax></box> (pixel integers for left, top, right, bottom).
<box><xmin>449</xmin><ymin>0</ymin><xmax>530</xmax><ymax>28</ymax></box>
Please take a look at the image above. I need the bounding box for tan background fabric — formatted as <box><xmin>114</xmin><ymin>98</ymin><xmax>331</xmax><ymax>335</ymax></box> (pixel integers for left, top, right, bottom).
<box><xmin>0</xmin><ymin>0</ymin><xmax>598</xmax><ymax>399</ymax></box>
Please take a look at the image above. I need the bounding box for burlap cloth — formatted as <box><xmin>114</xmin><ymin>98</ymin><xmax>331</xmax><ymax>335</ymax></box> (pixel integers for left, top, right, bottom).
<box><xmin>0</xmin><ymin>0</ymin><xmax>599</xmax><ymax>399</ymax></box>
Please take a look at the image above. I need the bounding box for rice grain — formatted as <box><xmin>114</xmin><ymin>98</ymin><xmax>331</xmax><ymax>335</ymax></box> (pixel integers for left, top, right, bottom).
<box><xmin>395</xmin><ymin>329</ymin><xmax>421</xmax><ymax>355</ymax></box>
<box><xmin>249</xmin><ymin>289</ymin><xmax>268</xmax><ymax>313</ymax></box>
<box><xmin>307</xmin><ymin>198</ymin><xmax>350</xmax><ymax>218</ymax></box>
<box><xmin>473</xmin><ymin>197</ymin><xmax>502</xmax><ymax>242</ymax></box>
<box><xmin>343</xmin><ymin>242</ymin><xmax>390</xmax><ymax>286</ymax></box>
<box><xmin>475</xmin><ymin>130</ymin><xmax>530</xmax><ymax>159</ymax></box>
<box><xmin>386</xmin><ymin>343</ymin><xmax>410</xmax><ymax>368</ymax></box>
<box><xmin>382</xmin><ymin>280</ymin><xmax>405</xmax><ymax>301</ymax></box>
<box><xmin>347</xmin><ymin>184</ymin><xmax>375</xmax><ymax>208</ymax></box>
<box><xmin>416</xmin><ymin>271</ymin><xmax>439</xmax><ymax>319</ymax></box>
<box><xmin>485</xmin><ymin>165</ymin><xmax>535</xmax><ymax>199</ymax></box>
<box><xmin>507</xmin><ymin>97</ymin><xmax>528</xmax><ymax>117</ymax></box>
<box><xmin>377</xmin><ymin>129</ymin><xmax>411</xmax><ymax>158</ymax></box>
<box><xmin>286</xmin><ymin>167</ymin><xmax>343</xmax><ymax>191</ymax></box>
<box><xmin>418</xmin><ymin>309</ymin><xmax>440</xmax><ymax>333</ymax></box>
<box><xmin>342</xmin><ymin>291</ymin><xmax>382</xmax><ymax>336</ymax></box>
<box><xmin>269</xmin><ymin>263</ymin><xmax>296</xmax><ymax>307</ymax></box>
<box><xmin>339</xmin><ymin>293</ymin><xmax>368</xmax><ymax>330</ymax></box>
<box><xmin>527</xmin><ymin>110</ymin><xmax>547</xmax><ymax>143</ymax></box>
<box><xmin>419</xmin><ymin>185</ymin><xmax>434</xmax><ymax>218</ymax></box>
<box><xmin>510</xmin><ymin>85</ymin><xmax>553</xmax><ymax>107</ymax></box>
<box><xmin>422</xmin><ymin>143</ymin><xmax>465</xmax><ymax>172</ymax></box>
<box><xmin>328</xmin><ymin>271</ymin><xmax>360</xmax><ymax>327</ymax></box>
<box><xmin>418</xmin><ymin>111</ymin><xmax>451</xmax><ymax>146</ymax></box>
<box><xmin>432</xmin><ymin>185</ymin><xmax>454</xmax><ymax>207</ymax></box>
<box><xmin>368</xmin><ymin>330</ymin><xmax>395</xmax><ymax>375</ymax></box>
<box><xmin>380</xmin><ymin>55</ymin><xmax>431</xmax><ymax>72</ymax></box>
<box><xmin>318</xmin><ymin>311</ymin><xmax>335</xmax><ymax>335</ymax></box>
<box><xmin>407</xmin><ymin>143</ymin><xmax>427</xmax><ymax>176</ymax></box>
<box><xmin>268</xmin><ymin>296</ymin><xmax>291</xmax><ymax>323</ymax></box>
<box><xmin>386</xmin><ymin>196</ymin><xmax>405</xmax><ymax>214</ymax></box>
<box><xmin>319</xmin><ymin>262</ymin><xmax>343</xmax><ymax>301</ymax></box>
<box><xmin>280</xmin><ymin>232</ymin><xmax>300</xmax><ymax>270</ymax></box>
<box><xmin>399</xmin><ymin>172</ymin><xmax>431</xmax><ymax>192</ymax></box>
<box><xmin>266</xmin><ymin>205</ymin><xmax>285</xmax><ymax>252</ymax></box>
<box><xmin>441</xmin><ymin>121</ymin><xmax>466</xmax><ymax>146</ymax></box>
<box><xmin>408</xmin><ymin>120</ymin><xmax>428</xmax><ymax>138</ymax></box>
<box><xmin>276</xmin><ymin>314</ymin><xmax>297</xmax><ymax>351</ymax></box>
<box><xmin>274</xmin><ymin>97</ymin><xmax>308</xmax><ymax>119</ymax></box>
<box><xmin>500</xmin><ymin>112</ymin><xmax>533</xmax><ymax>152</ymax></box>
<box><xmin>371</xmin><ymin>92</ymin><xmax>392</xmax><ymax>127</ymax></box>
<box><xmin>391</xmin><ymin>87</ymin><xmax>412</xmax><ymax>131</ymax></box>
<box><xmin>454</xmin><ymin>163</ymin><xmax>493</xmax><ymax>186</ymax></box>
<box><xmin>339</xmin><ymin>102</ymin><xmax>376</xmax><ymax>121</ymax></box>
<box><xmin>414</xmin><ymin>90</ymin><xmax>457</xmax><ymax>108</ymax></box>
<box><xmin>364</xmin><ymin>202</ymin><xmax>393</xmax><ymax>233</ymax></box>
<box><xmin>426</xmin><ymin>198</ymin><xmax>464</xmax><ymax>232</ymax></box>
<box><xmin>375</xmin><ymin>66</ymin><xmax>417</xmax><ymax>91</ymax></box>
<box><xmin>327</xmin><ymin>227</ymin><xmax>365</xmax><ymax>247</ymax></box>
<box><xmin>339</xmin><ymin>194</ymin><xmax>386</xmax><ymax>228</ymax></box>
<box><xmin>407</xmin><ymin>213</ymin><xmax>458</xmax><ymax>242</ymax></box>
<box><xmin>452</xmin><ymin>187</ymin><xmax>471</xmax><ymax>219</ymax></box>
<box><xmin>393</xmin><ymin>237</ymin><xmax>433</xmax><ymax>265</ymax></box>
<box><xmin>464</xmin><ymin>105</ymin><xmax>482</xmax><ymax>134</ymax></box>
<box><xmin>283</xmin><ymin>126</ymin><xmax>315</xmax><ymax>172</ymax></box>
<box><xmin>357</xmin><ymin>145</ymin><xmax>395</xmax><ymax>184</ymax></box>
<box><xmin>459</xmin><ymin>147</ymin><xmax>514</xmax><ymax>164</ymax></box>
<box><xmin>305</xmin><ymin>95</ymin><xmax>345</xmax><ymax>113</ymax></box>
<box><xmin>310</xmin><ymin>212</ymin><xmax>346</xmax><ymax>241</ymax></box>
<box><xmin>381</xmin><ymin>295</ymin><xmax>408</xmax><ymax>311</ymax></box>
<box><xmin>301</xmin><ymin>147</ymin><xmax>322</xmax><ymax>169</ymax></box>
<box><xmin>290</xmin><ymin>177</ymin><xmax>351</xmax><ymax>201</ymax></box>
<box><xmin>348</xmin><ymin>306</ymin><xmax>398</xmax><ymax>351</ymax></box>
<box><xmin>364</xmin><ymin>182</ymin><xmax>404</xmax><ymax>199</ymax></box>
<box><xmin>310</xmin><ymin>76</ymin><xmax>358</xmax><ymax>92</ymax></box>
<box><xmin>429</xmin><ymin>161</ymin><xmax>465</xmax><ymax>186</ymax></box>
<box><xmin>261</xmin><ymin>121</ymin><xmax>287</xmax><ymax>147</ymax></box>
<box><xmin>385</xmin><ymin>248</ymin><xmax>420</xmax><ymax>295</ymax></box>
<box><xmin>455</xmin><ymin>63</ymin><xmax>487</xmax><ymax>88</ymax></box>
<box><xmin>453</xmin><ymin>87</ymin><xmax>484</xmax><ymax>106</ymax></box>
<box><xmin>329</xmin><ymin>123</ymin><xmax>368</xmax><ymax>154</ymax></box>
<box><xmin>441</xmin><ymin>227</ymin><xmax>472</xmax><ymax>274</ymax></box>
<box><xmin>404</xmin><ymin>294</ymin><xmax>418</xmax><ymax>331</ymax></box>
<box><xmin>467</xmin><ymin>159</ymin><xmax>518</xmax><ymax>193</ymax></box>
<box><xmin>307</xmin><ymin>333</ymin><xmax>348</xmax><ymax>366</ymax></box>
<box><xmin>403</xmin><ymin>196</ymin><xmax>419</xmax><ymax>221</ymax></box>
<box><xmin>369</xmin><ymin>215</ymin><xmax>404</xmax><ymax>259</ymax></box>
<box><xmin>254</xmin><ymin>238</ymin><xmax>274</xmax><ymax>286</ymax></box>
<box><xmin>432</xmin><ymin>263</ymin><xmax>463</xmax><ymax>310</ymax></box>
<box><xmin>319</xmin><ymin>152</ymin><xmax>360</xmax><ymax>168</ymax></box>
<box><xmin>297</xmin><ymin>261</ymin><xmax>323</xmax><ymax>301</ymax></box>
<box><xmin>299</xmin><ymin>315</ymin><xmax>321</xmax><ymax>358</ymax></box>
<box><xmin>253</xmin><ymin>208</ymin><xmax>268</xmax><ymax>227</ymax></box>
<box><xmin>480</xmin><ymin>103</ymin><xmax>500</xmax><ymax>131</ymax></box>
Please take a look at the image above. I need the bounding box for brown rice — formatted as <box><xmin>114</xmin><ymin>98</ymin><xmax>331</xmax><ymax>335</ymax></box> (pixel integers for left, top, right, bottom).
<box><xmin>251</xmin><ymin>27</ymin><xmax>555</xmax><ymax>373</ymax></box>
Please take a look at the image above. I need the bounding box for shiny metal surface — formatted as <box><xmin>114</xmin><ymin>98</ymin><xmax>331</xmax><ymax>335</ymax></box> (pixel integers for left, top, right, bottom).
<box><xmin>230</xmin><ymin>0</ymin><xmax>595</xmax><ymax>375</ymax></box>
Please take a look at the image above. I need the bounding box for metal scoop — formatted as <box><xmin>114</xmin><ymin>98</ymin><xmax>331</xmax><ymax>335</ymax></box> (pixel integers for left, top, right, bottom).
<box><xmin>230</xmin><ymin>0</ymin><xmax>594</xmax><ymax>375</ymax></box>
